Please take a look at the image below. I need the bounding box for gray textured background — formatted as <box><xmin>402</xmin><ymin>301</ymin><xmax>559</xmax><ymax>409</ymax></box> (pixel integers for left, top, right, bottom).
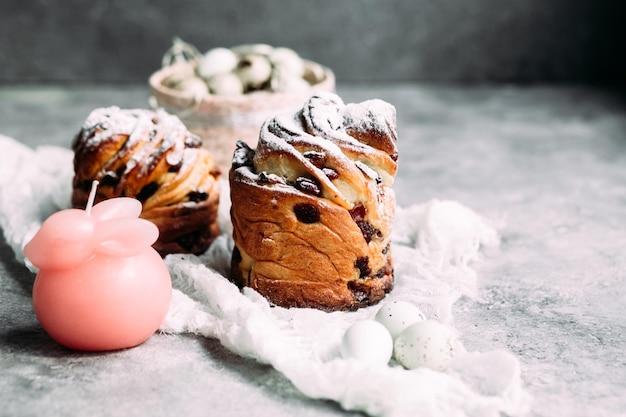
<box><xmin>1</xmin><ymin>0</ymin><xmax>625</xmax><ymax>84</ymax></box>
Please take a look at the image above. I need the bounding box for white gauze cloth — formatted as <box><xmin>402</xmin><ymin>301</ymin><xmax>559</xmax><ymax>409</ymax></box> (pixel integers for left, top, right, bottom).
<box><xmin>0</xmin><ymin>135</ymin><xmax>530</xmax><ymax>417</ymax></box>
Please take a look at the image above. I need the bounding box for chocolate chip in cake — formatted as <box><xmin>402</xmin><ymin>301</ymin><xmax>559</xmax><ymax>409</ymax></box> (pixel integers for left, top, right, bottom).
<box><xmin>294</xmin><ymin>203</ymin><xmax>320</xmax><ymax>223</ymax></box>
<box><xmin>187</xmin><ymin>190</ymin><xmax>209</xmax><ymax>202</ymax></box>
<box><xmin>294</xmin><ymin>176</ymin><xmax>321</xmax><ymax>196</ymax></box>
<box><xmin>136</xmin><ymin>181</ymin><xmax>159</xmax><ymax>202</ymax></box>
<box><xmin>355</xmin><ymin>256</ymin><xmax>371</xmax><ymax>278</ymax></box>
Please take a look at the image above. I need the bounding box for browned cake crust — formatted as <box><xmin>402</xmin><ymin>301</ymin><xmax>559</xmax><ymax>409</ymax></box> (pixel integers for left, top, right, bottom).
<box><xmin>71</xmin><ymin>107</ymin><xmax>221</xmax><ymax>256</ymax></box>
<box><xmin>229</xmin><ymin>93</ymin><xmax>398</xmax><ymax>311</ymax></box>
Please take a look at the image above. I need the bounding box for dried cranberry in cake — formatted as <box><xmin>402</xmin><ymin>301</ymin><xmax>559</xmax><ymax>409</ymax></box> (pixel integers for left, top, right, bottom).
<box><xmin>322</xmin><ymin>167</ymin><xmax>339</xmax><ymax>180</ymax></box>
<box><xmin>294</xmin><ymin>176</ymin><xmax>321</xmax><ymax>196</ymax></box>
<box><xmin>357</xmin><ymin>221</ymin><xmax>378</xmax><ymax>243</ymax></box>
<box><xmin>294</xmin><ymin>203</ymin><xmax>320</xmax><ymax>223</ymax></box>
<box><xmin>303</xmin><ymin>150</ymin><xmax>326</xmax><ymax>167</ymax></box>
<box><xmin>349</xmin><ymin>203</ymin><xmax>366</xmax><ymax>222</ymax></box>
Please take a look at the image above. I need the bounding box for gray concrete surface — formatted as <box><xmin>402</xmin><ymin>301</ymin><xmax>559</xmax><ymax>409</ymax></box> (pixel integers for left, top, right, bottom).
<box><xmin>1</xmin><ymin>84</ymin><xmax>625</xmax><ymax>416</ymax></box>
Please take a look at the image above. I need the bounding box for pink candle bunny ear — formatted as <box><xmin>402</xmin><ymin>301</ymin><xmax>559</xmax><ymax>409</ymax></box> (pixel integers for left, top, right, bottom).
<box><xmin>24</xmin><ymin>209</ymin><xmax>96</xmax><ymax>270</ymax></box>
<box><xmin>93</xmin><ymin>218</ymin><xmax>159</xmax><ymax>257</ymax></box>
<box><xmin>90</xmin><ymin>197</ymin><xmax>143</xmax><ymax>221</ymax></box>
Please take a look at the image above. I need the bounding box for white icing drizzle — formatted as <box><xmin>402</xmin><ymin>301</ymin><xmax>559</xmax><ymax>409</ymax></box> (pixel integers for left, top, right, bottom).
<box><xmin>74</xmin><ymin>106</ymin><xmax>210</xmax><ymax>205</ymax></box>
<box><xmin>243</xmin><ymin>92</ymin><xmax>398</xmax><ymax>226</ymax></box>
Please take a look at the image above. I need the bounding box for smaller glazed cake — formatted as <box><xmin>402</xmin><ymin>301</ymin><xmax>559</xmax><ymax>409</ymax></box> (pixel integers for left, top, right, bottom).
<box><xmin>229</xmin><ymin>92</ymin><xmax>398</xmax><ymax>311</ymax></box>
<box><xmin>72</xmin><ymin>107</ymin><xmax>220</xmax><ymax>256</ymax></box>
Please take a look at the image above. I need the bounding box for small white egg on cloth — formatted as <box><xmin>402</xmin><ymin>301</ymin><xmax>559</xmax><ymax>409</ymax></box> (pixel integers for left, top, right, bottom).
<box><xmin>375</xmin><ymin>300</ymin><xmax>426</xmax><ymax>339</ymax></box>
<box><xmin>394</xmin><ymin>320</ymin><xmax>459</xmax><ymax>371</ymax></box>
<box><xmin>340</xmin><ymin>320</ymin><xmax>393</xmax><ymax>366</ymax></box>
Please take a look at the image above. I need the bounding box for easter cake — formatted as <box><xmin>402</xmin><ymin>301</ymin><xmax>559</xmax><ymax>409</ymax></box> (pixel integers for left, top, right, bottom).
<box><xmin>71</xmin><ymin>106</ymin><xmax>221</xmax><ymax>256</ymax></box>
<box><xmin>229</xmin><ymin>92</ymin><xmax>398</xmax><ymax>311</ymax></box>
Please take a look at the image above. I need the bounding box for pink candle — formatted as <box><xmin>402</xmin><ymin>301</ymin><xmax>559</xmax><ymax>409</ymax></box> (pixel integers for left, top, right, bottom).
<box><xmin>23</xmin><ymin>181</ymin><xmax>172</xmax><ymax>351</ymax></box>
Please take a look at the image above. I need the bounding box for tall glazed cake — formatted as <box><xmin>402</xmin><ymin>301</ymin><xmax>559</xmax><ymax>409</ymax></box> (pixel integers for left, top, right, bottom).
<box><xmin>229</xmin><ymin>92</ymin><xmax>398</xmax><ymax>311</ymax></box>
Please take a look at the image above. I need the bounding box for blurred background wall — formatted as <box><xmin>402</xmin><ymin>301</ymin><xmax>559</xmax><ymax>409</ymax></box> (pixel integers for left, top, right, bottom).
<box><xmin>1</xmin><ymin>0</ymin><xmax>624</xmax><ymax>85</ymax></box>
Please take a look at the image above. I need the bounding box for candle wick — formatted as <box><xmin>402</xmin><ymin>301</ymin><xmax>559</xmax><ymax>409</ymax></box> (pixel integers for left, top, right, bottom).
<box><xmin>86</xmin><ymin>180</ymin><xmax>99</xmax><ymax>216</ymax></box>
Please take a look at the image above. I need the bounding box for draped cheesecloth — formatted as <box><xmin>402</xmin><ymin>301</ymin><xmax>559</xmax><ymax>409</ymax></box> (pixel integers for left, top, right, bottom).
<box><xmin>0</xmin><ymin>134</ymin><xmax>530</xmax><ymax>417</ymax></box>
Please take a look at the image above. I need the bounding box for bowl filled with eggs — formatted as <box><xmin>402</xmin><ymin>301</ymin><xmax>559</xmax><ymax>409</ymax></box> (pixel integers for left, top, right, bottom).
<box><xmin>149</xmin><ymin>38</ymin><xmax>336</xmax><ymax>171</ymax></box>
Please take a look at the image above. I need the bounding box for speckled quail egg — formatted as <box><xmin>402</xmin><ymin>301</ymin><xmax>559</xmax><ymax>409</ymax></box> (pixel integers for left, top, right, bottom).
<box><xmin>375</xmin><ymin>300</ymin><xmax>426</xmax><ymax>339</ymax></box>
<box><xmin>207</xmin><ymin>72</ymin><xmax>244</xmax><ymax>96</ymax></box>
<box><xmin>170</xmin><ymin>75</ymin><xmax>209</xmax><ymax>97</ymax></box>
<box><xmin>197</xmin><ymin>47</ymin><xmax>238</xmax><ymax>80</ymax></box>
<box><xmin>270</xmin><ymin>68</ymin><xmax>310</xmax><ymax>93</ymax></box>
<box><xmin>231</xmin><ymin>43</ymin><xmax>275</xmax><ymax>56</ymax></box>
<box><xmin>235</xmin><ymin>54</ymin><xmax>273</xmax><ymax>90</ymax></box>
<box><xmin>340</xmin><ymin>320</ymin><xmax>393</xmax><ymax>365</ymax></box>
<box><xmin>394</xmin><ymin>320</ymin><xmax>459</xmax><ymax>371</ymax></box>
<box><xmin>269</xmin><ymin>47</ymin><xmax>305</xmax><ymax>77</ymax></box>
<box><xmin>303</xmin><ymin>61</ymin><xmax>326</xmax><ymax>85</ymax></box>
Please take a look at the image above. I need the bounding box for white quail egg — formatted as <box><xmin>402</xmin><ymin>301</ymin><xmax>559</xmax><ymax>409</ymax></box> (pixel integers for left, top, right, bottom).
<box><xmin>340</xmin><ymin>320</ymin><xmax>393</xmax><ymax>366</ymax></box>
